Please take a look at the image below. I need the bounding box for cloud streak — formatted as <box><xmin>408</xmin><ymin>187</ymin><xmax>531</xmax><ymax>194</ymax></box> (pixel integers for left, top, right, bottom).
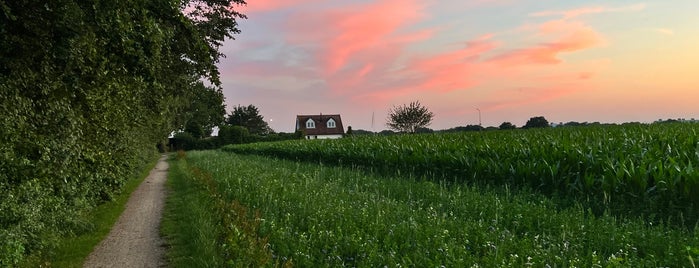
<box><xmin>530</xmin><ymin>3</ymin><xmax>646</xmax><ymax>19</ymax></box>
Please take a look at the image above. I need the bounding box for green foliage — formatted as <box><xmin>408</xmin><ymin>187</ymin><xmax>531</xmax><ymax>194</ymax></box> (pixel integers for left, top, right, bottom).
<box><xmin>19</xmin><ymin>157</ymin><xmax>158</xmax><ymax>267</ymax></box>
<box><xmin>523</xmin><ymin>116</ymin><xmax>550</xmax><ymax>128</ymax></box>
<box><xmin>0</xmin><ymin>0</ymin><xmax>245</xmax><ymax>263</ymax></box>
<box><xmin>170</xmin><ymin>132</ymin><xmax>199</xmax><ymax>151</ymax></box>
<box><xmin>386</xmin><ymin>101</ymin><xmax>434</xmax><ymax>133</ymax></box>
<box><xmin>219</xmin><ymin>125</ymin><xmax>249</xmax><ymax>145</ymax></box>
<box><xmin>177</xmin><ymin>150</ymin><xmax>699</xmax><ymax>267</ymax></box>
<box><xmin>181</xmin><ymin>82</ymin><xmax>226</xmax><ymax>139</ymax></box>
<box><xmin>499</xmin><ymin>122</ymin><xmax>517</xmax><ymax>130</ymax></box>
<box><xmin>225</xmin><ymin>104</ymin><xmax>271</xmax><ymax>135</ymax></box>
<box><xmin>443</xmin><ymin>125</ymin><xmax>483</xmax><ymax>132</ymax></box>
<box><xmin>223</xmin><ymin>123</ymin><xmax>699</xmax><ymax>226</ymax></box>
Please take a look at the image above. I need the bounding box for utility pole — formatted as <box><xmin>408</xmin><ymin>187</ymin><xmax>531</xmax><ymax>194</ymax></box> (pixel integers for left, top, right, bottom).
<box><xmin>476</xmin><ymin>108</ymin><xmax>482</xmax><ymax>127</ymax></box>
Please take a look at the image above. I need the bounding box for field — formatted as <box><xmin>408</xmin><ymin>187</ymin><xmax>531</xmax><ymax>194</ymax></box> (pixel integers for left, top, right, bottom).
<box><xmin>164</xmin><ymin>123</ymin><xmax>699</xmax><ymax>266</ymax></box>
<box><xmin>224</xmin><ymin>123</ymin><xmax>699</xmax><ymax>224</ymax></box>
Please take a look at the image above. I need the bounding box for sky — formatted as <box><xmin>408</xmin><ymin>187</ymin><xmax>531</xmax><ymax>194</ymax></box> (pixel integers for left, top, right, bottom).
<box><xmin>217</xmin><ymin>0</ymin><xmax>699</xmax><ymax>133</ymax></box>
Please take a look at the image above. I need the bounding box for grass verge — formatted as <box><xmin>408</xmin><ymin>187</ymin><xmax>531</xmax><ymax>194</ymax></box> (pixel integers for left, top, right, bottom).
<box><xmin>19</xmin><ymin>154</ymin><xmax>161</xmax><ymax>268</ymax></box>
<box><xmin>162</xmin><ymin>151</ymin><xmax>283</xmax><ymax>267</ymax></box>
<box><xmin>160</xmin><ymin>153</ymin><xmax>223</xmax><ymax>267</ymax></box>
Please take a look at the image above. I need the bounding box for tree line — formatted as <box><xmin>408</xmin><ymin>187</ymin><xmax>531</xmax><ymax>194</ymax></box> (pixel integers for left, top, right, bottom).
<box><xmin>0</xmin><ymin>0</ymin><xmax>244</xmax><ymax>264</ymax></box>
<box><xmin>380</xmin><ymin>101</ymin><xmax>552</xmax><ymax>134</ymax></box>
<box><xmin>170</xmin><ymin>104</ymin><xmax>305</xmax><ymax>151</ymax></box>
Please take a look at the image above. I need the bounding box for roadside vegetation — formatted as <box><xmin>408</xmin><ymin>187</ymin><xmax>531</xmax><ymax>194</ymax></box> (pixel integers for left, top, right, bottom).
<box><xmin>167</xmin><ymin>149</ymin><xmax>699</xmax><ymax>266</ymax></box>
<box><xmin>19</xmin><ymin>157</ymin><xmax>159</xmax><ymax>267</ymax></box>
<box><xmin>0</xmin><ymin>1</ymin><xmax>245</xmax><ymax>265</ymax></box>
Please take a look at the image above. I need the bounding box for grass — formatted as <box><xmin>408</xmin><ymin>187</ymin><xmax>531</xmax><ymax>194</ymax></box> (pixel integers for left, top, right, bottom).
<box><xmin>19</xmin><ymin>154</ymin><xmax>160</xmax><ymax>268</ymax></box>
<box><xmin>173</xmin><ymin>150</ymin><xmax>698</xmax><ymax>267</ymax></box>
<box><xmin>160</xmin><ymin>153</ymin><xmax>223</xmax><ymax>267</ymax></box>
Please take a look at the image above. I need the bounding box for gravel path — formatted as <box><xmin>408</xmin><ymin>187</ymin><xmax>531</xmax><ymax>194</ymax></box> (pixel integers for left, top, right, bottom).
<box><xmin>83</xmin><ymin>155</ymin><xmax>169</xmax><ymax>268</ymax></box>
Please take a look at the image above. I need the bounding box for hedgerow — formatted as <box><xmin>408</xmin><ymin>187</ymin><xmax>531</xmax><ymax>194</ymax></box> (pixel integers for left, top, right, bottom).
<box><xmin>0</xmin><ymin>0</ymin><xmax>244</xmax><ymax>265</ymax></box>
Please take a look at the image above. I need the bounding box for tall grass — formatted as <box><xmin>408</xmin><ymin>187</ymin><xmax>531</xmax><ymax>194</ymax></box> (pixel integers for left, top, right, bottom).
<box><xmin>163</xmin><ymin>153</ymin><xmax>287</xmax><ymax>267</ymax></box>
<box><xmin>161</xmin><ymin>153</ymin><xmax>223</xmax><ymax>267</ymax></box>
<box><xmin>178</xmin><ymin>150</ymin><xmax>699</xmax><ymax>267</ymax></box>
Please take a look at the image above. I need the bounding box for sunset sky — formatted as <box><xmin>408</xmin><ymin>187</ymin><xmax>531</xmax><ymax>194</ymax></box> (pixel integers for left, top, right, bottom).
<box><xmin>217</xmin><ymin>0</ymin><xmax>699</xmax><ymax>132</ymax></box>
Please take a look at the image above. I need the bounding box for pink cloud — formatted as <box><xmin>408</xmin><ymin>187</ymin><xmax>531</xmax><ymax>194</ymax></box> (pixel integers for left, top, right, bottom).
<box><xmin>320</xmin><ymin>0</ymin><xmax>427</xmax><ymax>74</ymax></box>
<box><xmin>530</xmin><ymin>3</ymin><xmax>646</xmax><ymax>19</ymax></box>
<box><xmin>280</xmin><ymin>0</ymin><xmax>434</xmax><ymax>97</ymax></box>
<box><xmin>408</xmin><ymin>36</ymin><xmax>498</xmax><ymax>92</ymax></box>
<box><xmin>238</xmin><ymin>0</ymin><xmax>320</xmax><ymax>13</ymax></box>
<box><xmin>490</xmin><ymin>20</ymin><xmax>602</xmax><ymax>66</ymax></box>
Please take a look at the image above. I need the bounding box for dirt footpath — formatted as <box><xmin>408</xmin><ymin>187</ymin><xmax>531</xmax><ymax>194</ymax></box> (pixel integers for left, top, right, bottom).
<box><xmin>83</xmin><ymin>155</ymin><xmax>169</xmax><ymax>268</ymax></box>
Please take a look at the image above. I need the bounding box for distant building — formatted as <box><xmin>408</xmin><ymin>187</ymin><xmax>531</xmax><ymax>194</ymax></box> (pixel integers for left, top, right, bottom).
<box><xmin>295</xmin><ymin>114</ymin><xmax>345</xmax><ymax>139</ymax></box>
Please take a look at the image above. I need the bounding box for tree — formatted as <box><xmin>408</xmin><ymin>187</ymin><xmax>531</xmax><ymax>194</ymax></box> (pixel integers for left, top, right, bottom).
<box><xmin>523</xmin><ymin>116</ymin><xmax>550</xmax><ymax>129</ymax></box>
<box><xmin>443</xmin><ymin>125</ymin><xmax>482</xmax><ymax>132</ymax></box>
<box><xmin>225</xmin><ymin>104</ymin><xmax>271</xmax><ymax>135</ymax></box>
<box><xmin>386</xmin><ymin>101</ymin><xmax>434</xmax><ymax>133</ymax></box>
<box><xmin>182</xmin><ymin>82</ymin><xmax>226</xmax><ymax>138</ymax></box>
<box><xmin>499</xmin><ymin>122</ymin><xmax>516</xmax><ymax>130</ymax></box>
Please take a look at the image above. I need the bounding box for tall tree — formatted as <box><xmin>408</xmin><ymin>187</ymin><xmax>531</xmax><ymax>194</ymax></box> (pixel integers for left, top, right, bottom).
<box><xmin>386</xmin><ymin>101</ymin><xmax>434</xmax><ymax>133</ymax></box>
<box><xmin>225</xmin><ymin>104</ymin><xmax>271</xmax><ymax>135</ymax></box>
<box><xmin>523</xmin><ymin>116</ymin><xmax>550</xmax><ymax>129</ymax></box>
<box><xmin>182</xmin><ymin>82</ymin><xmax>226</xmax><ymax>138</ymax></box>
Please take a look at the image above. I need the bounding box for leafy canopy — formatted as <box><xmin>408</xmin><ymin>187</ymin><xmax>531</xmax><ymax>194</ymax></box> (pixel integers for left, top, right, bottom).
<box><xmin>225</xmin><ymin>104</ymin><xmax>272</xmax><ymax>135</ymax></box>
<box><xmin>386</xmin><ymin>101</ymin><xmax>434</xmax><ymax>133</ymax></box>
<box><xmin>499</xmin><ymin>122</ymin><xmax>517</xmax><ymax>130</ymax></box>
<box><xmin>523</xmin><ymin>116</ymin><xmax>550</xmax><ymax>129</ymax></box>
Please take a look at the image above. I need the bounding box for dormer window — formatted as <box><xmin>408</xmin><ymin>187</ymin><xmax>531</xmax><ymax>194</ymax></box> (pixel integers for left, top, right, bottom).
<box><xmin>327</xmin><ymin>118</ymin><xmax>336</xmax><ymax>128</ymax></box>
<box><xmin>306</xmin><ymin>118</ymin><xmax>316</xmax><ymax>129</ymax></box>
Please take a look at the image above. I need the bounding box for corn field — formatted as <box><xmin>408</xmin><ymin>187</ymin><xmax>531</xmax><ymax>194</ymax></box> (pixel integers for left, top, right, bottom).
<box><xmin>223</xmin><ymin>123</ymin><xmax>699</xmax><ymax>224</ymax></box>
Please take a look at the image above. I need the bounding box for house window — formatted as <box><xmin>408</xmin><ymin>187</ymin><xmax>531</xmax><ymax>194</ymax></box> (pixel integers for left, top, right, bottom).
<box><xmin>327</xmin><ymin>118</ymin><xmax>336</xmax><ymax>128</ymax></box>
<box><xmin>306</xmin><ymin>119</ymin><xmax>315</xmax><ymax>129</ymax></box>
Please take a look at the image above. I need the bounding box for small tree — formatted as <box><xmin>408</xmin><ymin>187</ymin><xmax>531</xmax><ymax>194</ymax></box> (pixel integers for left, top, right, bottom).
<box><xmin>523</xmin><ymin>116</ymin><xmax>550</xmax><ymax>129</ymax></box>
<box><xmin>499</xmin><ymin>122</ymin><xmax>516</xmax><ymax>130</ymax></box>
<box><xmin>386</xmin><ymin>101</ymin><xmax>434</xmax><ymax>133</ymax></box>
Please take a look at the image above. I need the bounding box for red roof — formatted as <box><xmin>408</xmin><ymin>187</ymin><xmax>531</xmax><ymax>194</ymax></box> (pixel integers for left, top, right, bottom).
<box><xmin>296</xmin><ymin>114</ymin><xmax>345</xmax><ymax>135</ymax></box>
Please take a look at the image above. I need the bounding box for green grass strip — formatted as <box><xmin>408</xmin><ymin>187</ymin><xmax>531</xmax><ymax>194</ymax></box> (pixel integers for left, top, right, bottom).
<box><xmin>161</xmin><ymin>154</ymin><xmax>223</xmax><ymax>267</ymax></box>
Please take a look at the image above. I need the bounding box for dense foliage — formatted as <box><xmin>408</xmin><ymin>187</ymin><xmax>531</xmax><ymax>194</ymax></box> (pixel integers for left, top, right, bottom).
<box><xmin>523</xmin><ymin>116</ymin><xmax>550</xmax><ymax>128</ymax></box>
<box><xmin>171</xmin><ymin>151</ymin><xmax>699</xmax><ymax>267</ymax></box>
<box><xmin>0</xmin><ymin>0</ymin><xmax>244</xmax><ymax>265</ymax></box>
<box><xmin>386</xmin><ymin>101</ymin><xmax>434</xmax><ymax>133</ymax></box>
<box><xmin>225</xmin><ymin>104</ymin><xmax>272</xmax><ymax>135</ymax></box>
<box><xmin>223</xmin><ymin>123</ymin><xmax>699</xmax><ymax>225</ymax></box>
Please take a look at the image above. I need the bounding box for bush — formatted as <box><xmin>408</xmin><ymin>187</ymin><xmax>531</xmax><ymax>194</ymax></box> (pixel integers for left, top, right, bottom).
<box><xmin>170</xmin><ymin>132</ymin><xmax>198</xmax><ymax>151</ymax></box>
<box><xmin>219</xmin><ymin>125</ymin><xmax>249</xmax><ymax>145</ymax></box>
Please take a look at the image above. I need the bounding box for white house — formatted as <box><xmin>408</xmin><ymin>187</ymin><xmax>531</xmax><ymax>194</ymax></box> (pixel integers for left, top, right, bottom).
<box><xmin>295</xmin><ymin>114</ymin><xmax>345</xmax><ymax>139</ymax></box>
